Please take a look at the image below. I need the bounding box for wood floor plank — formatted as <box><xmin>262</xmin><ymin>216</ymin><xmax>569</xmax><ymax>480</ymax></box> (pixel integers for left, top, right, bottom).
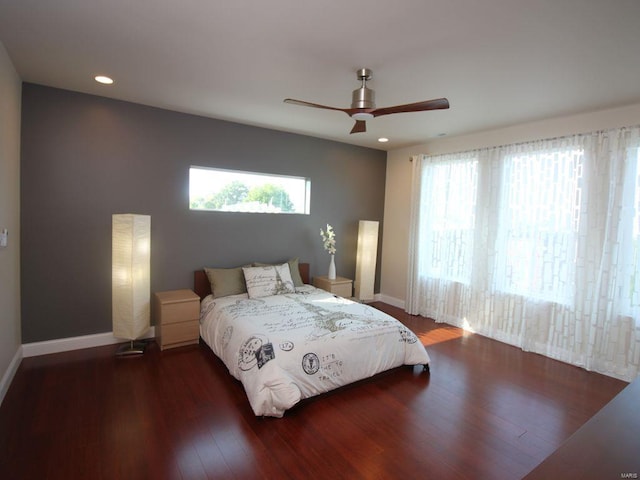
<box><xmin>0</xmin><ymin>303</ymin><xmax>629</xmax><ymax>479</ymax></box>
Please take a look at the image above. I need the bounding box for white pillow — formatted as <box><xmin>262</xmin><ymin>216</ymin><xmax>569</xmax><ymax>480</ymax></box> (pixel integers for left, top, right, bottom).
<box><xmin>242</xmin><ymin>263</ymin><xmax>295</xmax><ymax>299</ymax></box>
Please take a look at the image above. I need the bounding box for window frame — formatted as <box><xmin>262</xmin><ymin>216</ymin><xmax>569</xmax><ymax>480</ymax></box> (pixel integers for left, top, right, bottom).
<box><xmin>189</xmin><ymin>166</ymin><xmax>311</xmax><ymax>215</ymax></box>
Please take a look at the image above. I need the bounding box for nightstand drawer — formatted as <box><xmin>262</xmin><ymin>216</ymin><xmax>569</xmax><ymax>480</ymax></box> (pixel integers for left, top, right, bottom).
<box><xmin>161</xmin><ymin>320</ymin><xmax>200</xmax><ymax>347</ymax></box>
<box><xmin>159</xmin><ymin>300</ymin><xmax>199</xmax><ymax>325</ymax></box>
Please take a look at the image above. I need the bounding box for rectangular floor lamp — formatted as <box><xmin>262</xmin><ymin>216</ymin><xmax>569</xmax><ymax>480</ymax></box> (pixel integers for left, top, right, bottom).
<box><xmin>354</xmin><ymin>220</ymin><xmax>379</xmax><ymax>302</ymax></box>
<box><xmin>112</xmin><ymin>213</ymin><xmax>151</xmax><ymax>356</ymax></box>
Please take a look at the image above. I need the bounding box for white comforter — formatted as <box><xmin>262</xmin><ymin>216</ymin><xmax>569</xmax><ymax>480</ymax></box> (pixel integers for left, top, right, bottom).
<box><xmin>199</xmin><ymin>285</ymin><xmax>430</xmax><ymax>417</ymax></box>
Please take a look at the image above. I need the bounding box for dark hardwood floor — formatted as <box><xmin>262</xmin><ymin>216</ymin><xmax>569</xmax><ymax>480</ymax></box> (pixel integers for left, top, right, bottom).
<box><xmin>0</xmin><ymin>303</ymin><xmax>628</xmax><ymax>480</ymax></box>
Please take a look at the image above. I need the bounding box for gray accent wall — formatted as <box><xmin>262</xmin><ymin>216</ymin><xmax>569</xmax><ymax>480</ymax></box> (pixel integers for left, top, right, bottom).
<box><xmin>20</xmin><ymin>84</ymin><xmax>387</xmax><ymax>343</ymax></box>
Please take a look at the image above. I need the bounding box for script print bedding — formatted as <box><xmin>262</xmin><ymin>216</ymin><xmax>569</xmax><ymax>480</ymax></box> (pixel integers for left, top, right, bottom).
<box><xmin>200</xmin><ymin>285</ymin><xmax>430</xmax><ymax>417</ymax></box>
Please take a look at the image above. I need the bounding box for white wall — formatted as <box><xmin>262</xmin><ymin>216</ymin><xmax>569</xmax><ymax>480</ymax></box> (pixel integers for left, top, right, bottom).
<box><xmin>380</xmin><ymin>103</ymin><xmax>640</xmax><ymax>307</ymax></box>
<box><xmin>0</xmin><ymin>41</ymin><xmax>22</xmax><ymax>404</ymax></box>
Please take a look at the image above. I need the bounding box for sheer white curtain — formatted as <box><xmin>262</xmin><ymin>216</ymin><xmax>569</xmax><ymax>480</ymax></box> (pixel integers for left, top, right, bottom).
<box><xmin>407</xmin><ymin>127</ymin><xmax>640</xmax><ymax>381</ymax></box>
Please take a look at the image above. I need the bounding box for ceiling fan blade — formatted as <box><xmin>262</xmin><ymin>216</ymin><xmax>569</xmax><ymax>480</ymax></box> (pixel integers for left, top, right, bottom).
<box><xmin>372</xmin><ymin>98</ymin><xmax>450</xmax><ymax>117</ymax></box>
<box><xmin>283</xmin><ymin>98</ymin><xmax>349</xmax><ymax>113</ymax></box>
<box><xmin>350</xmin><ymin>120</ymin><xmax>367</xmax><ymax>134</ymax></box>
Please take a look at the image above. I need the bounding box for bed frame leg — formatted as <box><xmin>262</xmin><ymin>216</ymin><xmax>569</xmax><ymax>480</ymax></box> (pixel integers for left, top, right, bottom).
<box><xmin>423</xmin><ymin>364</ymin><xmax>430</xmax><ymax>373</ymax></box>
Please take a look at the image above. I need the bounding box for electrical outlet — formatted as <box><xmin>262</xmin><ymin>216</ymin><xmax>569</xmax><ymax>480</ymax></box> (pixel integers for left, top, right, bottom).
<box><xmin>0</xmin><ymin>229</ymin><xmax>7</xmax><ymax>247</ymax></box>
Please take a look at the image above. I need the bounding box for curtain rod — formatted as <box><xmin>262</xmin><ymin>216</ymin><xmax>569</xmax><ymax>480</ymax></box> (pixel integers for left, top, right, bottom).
<box><xmin>408</xmin><ymin>124</ymin><xmax>640</xmax><ymax>161</ymax></box>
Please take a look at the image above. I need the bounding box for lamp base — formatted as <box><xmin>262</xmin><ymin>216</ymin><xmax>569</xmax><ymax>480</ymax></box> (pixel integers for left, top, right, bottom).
<box><xmin>115</xmin><ymin>340</ymin><xmax>147</xmax><ymax>356</ymax></box>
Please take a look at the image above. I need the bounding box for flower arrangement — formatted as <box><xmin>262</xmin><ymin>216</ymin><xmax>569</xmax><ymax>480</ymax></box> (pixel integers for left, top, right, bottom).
<box><xmin>320</xmin><ymin>224</ymin><xmax>336</xmax><ymax>255</ymax></box>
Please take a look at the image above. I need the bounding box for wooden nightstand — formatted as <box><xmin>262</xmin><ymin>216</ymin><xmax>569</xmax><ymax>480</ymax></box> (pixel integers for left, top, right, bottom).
<box><xmin>154</xmin><ymin>289</ymin><xmax>200</xmax><ymax>350</ymax></box>
<box><xmin>313</xmin><ymin>276</ymin><xmax>353</xmax><ymax>298</ymax></box>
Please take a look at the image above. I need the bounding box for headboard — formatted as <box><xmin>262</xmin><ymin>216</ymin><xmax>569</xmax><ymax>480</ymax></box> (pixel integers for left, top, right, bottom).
<box><xmin>194</xmin><ymin>262</ymin><xmax>310</xmax><ymax>300</ymax></box>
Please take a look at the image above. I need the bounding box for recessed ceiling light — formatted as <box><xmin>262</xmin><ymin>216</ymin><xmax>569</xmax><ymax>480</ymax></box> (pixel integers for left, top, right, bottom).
<box><xmin>378</xmin><ymin>137</ymin><xmax>389</xmax><ymax>143</ymax></box>
<box><xmin>94</xmin><ymin>75</ymin><xmax>114</xmax><ymax>85</ymax></box>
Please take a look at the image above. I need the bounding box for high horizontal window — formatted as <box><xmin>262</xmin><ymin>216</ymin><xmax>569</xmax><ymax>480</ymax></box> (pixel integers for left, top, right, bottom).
<box><xmin>189</xmin><ymin>167</ymin><xmax>310</xmax><ymax>214</ymax></box>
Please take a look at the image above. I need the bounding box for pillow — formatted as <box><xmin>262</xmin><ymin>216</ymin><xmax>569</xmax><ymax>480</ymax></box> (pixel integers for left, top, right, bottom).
<box><xmin>243</xmin><ymin>263</ymin><xmax>295</xmax><ymax>299</ymax></box>
<box><xmin>253</xmin><ymin>258</ymin><xmax>304</xmax><ymax>287</ymax></box>
<box><xmin>287</xmin><ymin>258</ymin><xmax>305</xmax><ymax>287</ymax></box>
<box><xmin>204</xmin><ymin>266</ymin><xmax>248</xmax><ymax>298</ymax></box>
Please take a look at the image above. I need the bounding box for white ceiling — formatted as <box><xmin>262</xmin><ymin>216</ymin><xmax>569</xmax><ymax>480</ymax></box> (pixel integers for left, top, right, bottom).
<box><xmin>1</xmin><ymin>0</ymin><xmax>640</xmax><ymax>151</ymax></box>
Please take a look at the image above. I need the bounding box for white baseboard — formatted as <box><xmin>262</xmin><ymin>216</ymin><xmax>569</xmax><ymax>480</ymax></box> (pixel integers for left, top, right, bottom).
<box><xmin>0</xmin><ymin>346</ymin><xmax>23</xmax><ymax>407</ymax></box>
<box><xmin>22</xmin><ymin>327</ymin><xmax>156</xmax><ymax>358</ymax></box>
<box><xmin>376</xmin><ymin>293</ymin><xmax>405</xmax><ymax>310</ymax></box>
<box><xmin>1</xmin><ymin>329</ymin><xmax>156</xmax><ymax>405</ymax></box>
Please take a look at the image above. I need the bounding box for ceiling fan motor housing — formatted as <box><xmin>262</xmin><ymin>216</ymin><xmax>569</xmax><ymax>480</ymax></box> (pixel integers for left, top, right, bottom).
<box><xmin>351</xmin><ymin>68</ymin><xmax>375</xmax><ymax>120</ymax></box>
<box><xmin>351</xmin><ymin>86</ymin><xmax>375</xmax><ymax>110</ymax></box>
<box><xmin>352</xmin><ymin>69</ymin><xmax>375</xmax><ymax>110</ymax></box>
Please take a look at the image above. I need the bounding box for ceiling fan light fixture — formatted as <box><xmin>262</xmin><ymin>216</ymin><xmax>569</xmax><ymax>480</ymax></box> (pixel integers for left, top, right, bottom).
<box><xmin>352</xmin><ymin>112</ymin><xmax>374</xmax><ymax>121</ymax></box>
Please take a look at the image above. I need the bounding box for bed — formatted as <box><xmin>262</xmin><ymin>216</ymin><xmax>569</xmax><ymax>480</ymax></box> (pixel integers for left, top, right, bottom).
<box><xmin>195</xmin><ymin>261</ymin><xmax>430</xmax><ymax>417</ymax></box>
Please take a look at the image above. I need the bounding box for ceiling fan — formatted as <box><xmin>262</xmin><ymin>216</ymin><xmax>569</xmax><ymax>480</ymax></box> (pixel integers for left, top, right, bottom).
<box><xmin>284</xmin><ymin>68</ymin><xmax>449</xmax><ymax>134</ymax></box>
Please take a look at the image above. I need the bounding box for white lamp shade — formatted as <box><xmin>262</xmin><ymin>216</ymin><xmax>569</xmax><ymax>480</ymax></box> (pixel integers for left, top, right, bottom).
<box><xmin>112</xmin><ymin>214</ymin><xmax>151</xmax><ymax>340</ymax></box>
<box><xmin>354</xmin><ymin>220</ymin><xmax>379</xmax><ymax>301</ymax></box>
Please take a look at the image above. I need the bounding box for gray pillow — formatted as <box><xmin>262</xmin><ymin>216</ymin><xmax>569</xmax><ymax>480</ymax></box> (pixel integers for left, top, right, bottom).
<box><xmin>287</xmin><ymin>258</ymin><xmax>304</xmax><ymax>287</ymax></box>
<box><xmin>204</xmin><ymin>266</ymin><xmax>247</xmax><ymax>298</ymax></box>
